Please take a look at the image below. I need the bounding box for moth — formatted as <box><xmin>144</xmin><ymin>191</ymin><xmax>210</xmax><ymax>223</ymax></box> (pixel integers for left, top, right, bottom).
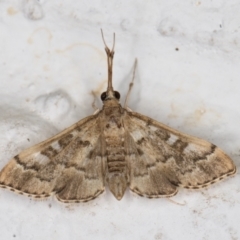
<box><xmin>0</xmin><ymin>32</ymin><xmax>236</xmax><ymax>203</ymax></box>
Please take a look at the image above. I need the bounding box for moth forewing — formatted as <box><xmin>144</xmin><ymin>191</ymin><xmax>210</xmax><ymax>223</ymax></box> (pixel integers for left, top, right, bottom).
<box><xmin>0</xmin><ymin>114</ymin><xmax>106</xmax><ymax>202</ymax></box>
<box><xmin>125</xmin><ymin>111</ymin><xmax>236</xmax><ymax>197</ymax></box>
<box><xmin>0</xmin><ymin>32</ymin><xmax>236</xmax><ymax>203</ymax></box>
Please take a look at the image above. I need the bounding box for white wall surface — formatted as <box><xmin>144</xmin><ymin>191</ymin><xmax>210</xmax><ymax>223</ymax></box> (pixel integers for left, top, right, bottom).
<box><xmin>0</xmin><ymin>0</ymin><xmax>239</xmax><ymax>239</ymax></box>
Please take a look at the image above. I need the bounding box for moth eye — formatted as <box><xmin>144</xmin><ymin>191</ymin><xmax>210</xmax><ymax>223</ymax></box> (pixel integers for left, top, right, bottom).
<box><xmin>114</xmin><ymin>91</ymin><xmax>120</xmax><ymax>100</ymax></box>
<box><xmin>101</xmin><ymin>92</ymin><xmax>107</xmax><ymax>101</ymax></box>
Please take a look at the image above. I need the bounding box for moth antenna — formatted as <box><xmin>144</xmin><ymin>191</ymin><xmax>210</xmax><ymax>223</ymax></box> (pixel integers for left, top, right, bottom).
<box><xmin>124</xmin><ymin>58</ymin><xmax>138</xmax><ymax>108</ymax></box>
<box><xmin>112</xmin><ymin>33</ymin><xmax>116</xmax><ymax>52</ymax></box>
<box><xmin>101</xmin><ymin>29</ymin><xmax>115</xmax><ymax>93</ymax></box>
<box><xmin>101</xmin><ymin>29</ymin><xmax>115</xmax><ymax>52</ymax></box>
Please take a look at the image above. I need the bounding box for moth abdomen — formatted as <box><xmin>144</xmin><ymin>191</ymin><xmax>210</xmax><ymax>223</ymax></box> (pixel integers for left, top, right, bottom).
<box><xmin>107</xmin><ymin>150</ymin><xmax>126</xmax><ymax>172</ymax></box>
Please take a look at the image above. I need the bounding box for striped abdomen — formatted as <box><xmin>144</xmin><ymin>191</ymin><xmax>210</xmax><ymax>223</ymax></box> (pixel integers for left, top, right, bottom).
<box><xmin>106</xmin><ymin>138</ymin><xmax>126</xmax><ymax>173</ymax></box>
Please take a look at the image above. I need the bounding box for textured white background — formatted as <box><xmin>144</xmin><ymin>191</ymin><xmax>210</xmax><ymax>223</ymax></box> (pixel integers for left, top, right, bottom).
<box><xmin>0</xmin><ymin>0</ymin><xmax>240</xmax><ymax>239</ymax></box>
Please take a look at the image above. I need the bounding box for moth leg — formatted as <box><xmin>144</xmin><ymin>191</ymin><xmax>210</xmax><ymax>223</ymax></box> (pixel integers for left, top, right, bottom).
<box><xmin>91</xmin><ymin>90</ymin><xmax>100</xmax><ymax>114</ymax></box>
<box><xmin>126</xmin><ymin>107</ymin><xmax>133</xmax><ymax>112</ymax></box>
<box><xmin>167</xmin><ymin>198</ymin><xmax>186</xmax><ymax>206</ymax></box>
<box><xmin>124</xmin><ymin>58</ymin><xmax>138</xmax><ymax>108</ymax></box>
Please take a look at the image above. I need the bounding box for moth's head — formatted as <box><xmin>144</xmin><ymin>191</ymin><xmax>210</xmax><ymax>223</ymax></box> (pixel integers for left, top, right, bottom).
<box><xmin>100</xmin><ymin>90</ymin><xmax>120</xmax><ymax>102</ymax></box>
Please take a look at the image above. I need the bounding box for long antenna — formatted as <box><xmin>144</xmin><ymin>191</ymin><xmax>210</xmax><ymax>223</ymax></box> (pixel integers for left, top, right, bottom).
<box><xmin>101</xmin><ymin>29</ymin><xmax>115</xmax><ymax>93</ymax></box>
<box><xmin>124</xmin><ymin>58</ymin><xmax>138</xmax><ymax>108</ymax></box>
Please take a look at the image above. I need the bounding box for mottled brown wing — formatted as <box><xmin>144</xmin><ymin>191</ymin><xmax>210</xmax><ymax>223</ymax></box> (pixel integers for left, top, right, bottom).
<box><xmin>0</xmin><ymin>114</ymin><xmax>106</xmax><ymax>203</ymax></box>
<box><xmin>124</xmin><ymin>111</ymin><xmax>236</xmax><ymax>198</ymax></box>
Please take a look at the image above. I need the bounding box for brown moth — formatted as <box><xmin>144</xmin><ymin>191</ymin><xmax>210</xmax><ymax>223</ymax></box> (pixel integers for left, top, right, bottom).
<box><xmin>0</xmin><ymin>32</ymin><xmax>236</xmax><ymax>203</ymax></box>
